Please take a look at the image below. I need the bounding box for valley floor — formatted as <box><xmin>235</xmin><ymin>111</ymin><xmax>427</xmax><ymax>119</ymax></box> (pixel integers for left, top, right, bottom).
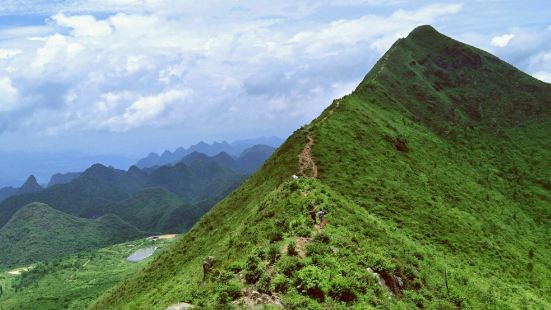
<box><xmin>0</xmin><ymin>237</ymin><xmax>176</xmax><ymax>310</ymax></box>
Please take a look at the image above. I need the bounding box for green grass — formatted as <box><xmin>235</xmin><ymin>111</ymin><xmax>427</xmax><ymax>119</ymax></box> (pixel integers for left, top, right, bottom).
<box><xmin>92</xmin><ymin>25</ymin><xmax>551</xmax><ymax>309</ymax></box>
<box><xmin>0</xmin><ymin>237</ymin><xmax>176</xmax><ymax>310</ymax></box>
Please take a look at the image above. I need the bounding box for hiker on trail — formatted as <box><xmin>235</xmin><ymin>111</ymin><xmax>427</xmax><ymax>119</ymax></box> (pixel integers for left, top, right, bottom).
<box><xmin>318</xmin><ymin>209</ymin><xmax>327</xmax><ymax>227</ymax></box>
<box><xmin>308</xmin><ymin>204</ymin><xmax>317</xmax><ymax>224</ymax></box>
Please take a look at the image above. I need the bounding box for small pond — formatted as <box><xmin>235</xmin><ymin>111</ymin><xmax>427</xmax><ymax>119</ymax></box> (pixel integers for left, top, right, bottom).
<box><xmin>127</xmin><ymin>247</ymin><xmax>158</xmax><ymax>262</ymax></box>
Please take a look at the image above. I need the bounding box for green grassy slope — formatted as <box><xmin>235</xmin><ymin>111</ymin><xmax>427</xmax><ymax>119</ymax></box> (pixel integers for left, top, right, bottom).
<box><xmin>93</xmin><ymin>25</ymin><xmax>550</xmax><ymax>309</ymax></box>
<box><xmin>0</xmin><ymin>203</ymin><xmax>145</xmax><ymax>268</ymax></box>
<box><xmin>0</xmin><ymin>237</ymin><xmax>176</xmax><ymax>310</ymax></box>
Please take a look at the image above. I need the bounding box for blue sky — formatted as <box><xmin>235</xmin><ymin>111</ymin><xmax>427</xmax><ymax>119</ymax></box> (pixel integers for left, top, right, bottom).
<box><xmin>0</xmin><ymin>0</ymin><xmax>550</xmax><ymax>159</ymax></box>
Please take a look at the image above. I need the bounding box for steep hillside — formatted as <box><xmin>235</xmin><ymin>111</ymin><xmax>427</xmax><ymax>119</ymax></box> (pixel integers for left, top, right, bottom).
<box><xmin>93</xmin><ymin>25</ymin><xmax>551</xmax><ymax>309</ymax></box>
<box><xmin>0</xmin><ymin>203</ymin><xmax>144</xmax><ymax>268</ymax></box>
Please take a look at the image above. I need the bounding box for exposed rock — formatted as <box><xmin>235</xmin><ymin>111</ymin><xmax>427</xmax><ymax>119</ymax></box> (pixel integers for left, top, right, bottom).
<box><xmin>202</xmin><ymin>256</ymin><xmax>216</xmax><ymax>281</ymax></box>
<box><xmin>233</xmin><ymin>287</ymin><xmax>283</xmax><ymax>308</ymax></box>
<box><xmin>166</xmin><ymin>302</ymin><xmax>194</xmax><ymax>310</ymax></box>
<box><xmin>367</xmin><ymin>267</ymin><xmax>405</xmax><ymax>297</ymax></box>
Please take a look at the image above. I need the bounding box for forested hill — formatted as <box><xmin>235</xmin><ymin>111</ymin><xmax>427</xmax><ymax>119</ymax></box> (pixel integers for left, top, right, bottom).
<box><xmin>0</xmin><ymin>203</ymin><xmax>144</xmax><ymax>268</ymax></box>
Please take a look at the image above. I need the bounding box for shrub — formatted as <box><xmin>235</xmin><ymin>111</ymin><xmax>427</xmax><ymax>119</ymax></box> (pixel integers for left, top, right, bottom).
<box><xmin>288</xmin><ymin>241</ymin><xmax>298</xmax><ymax>256</ymax></box>
<box><xmin>328</xmin><ymin>276</ymin><xmax>357</xmax><ymax>302</ymax></box>
<box><xmin>268</xmin><ymin>229</ymin><xmax>284</xmax><ymax>243</ymax></box>
<box><xmin>267</xmin><ymin>244</ymin><xmax>280</xmax><ymax>263</ymax></box>
<box><xmin>276</xmin><ymin>256</ymin><xmax>305</xmax><ymax>277</ymax></box>
<box><xmin>244</xmin><ymin>255</ymin><xmax>264</xmax><ymax>284</ymax></box>
<box><xmin>314</xmin><ymin>232</ymin><xmax>330</xmax><ymax>244</ymax></box>
<box><xmin>282</xmin><ymin>292</ymin><xmax>322</xmax><ymax>310</ymax></box>
<box><xmin>289</xmin><ymin>181</ymin><xmax>299</xmax><ymax>192</ymax></box>
<box><xmin>257</xmin><ymin>274</ymin><xmax>271</xmax><ymax>294</ymax></box>
<box><xmin>367</xmin><ymin>253</ymin><xmax>395</xmax><ymax>272</ymax></box>
<box><xmin>295</xmin><ymin>224</ymin><xmax>312</xmax><ymax>238</ymax></box>
<box><xmin>305</xmin><ymin>241</ymin><xmax>328</xmax><ymax>258</ymax></box>
<box><xmin>295</xmin><ymin>266</ymin><xmax>328</xmax><ymax>301</ymax></box>
<box><xmin>215</xmin><ymin>270</ymin><xmax>234</xmax><ymax>283</ymax></box>
<box><xmin>227</xmin><ymin>261</ymin><xmax>244</xmax><ymax>273</ymax></box>
<box><xmin>215</xmin><ymin>280</ymin><xmax>242</xmax><ymax>304</ymax></box>
<box><xmin>255</xmin><ymin>247</ymin><xmax>267</xmax><ymax>260</ymax></box>
<box><xmin>272</xmin><ymin>274</ymin><xmax>289</xmax><ymax>293</ymax></box>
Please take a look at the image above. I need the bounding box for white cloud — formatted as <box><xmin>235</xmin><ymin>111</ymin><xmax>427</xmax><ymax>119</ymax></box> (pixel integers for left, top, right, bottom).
<box><xmin>52</xmin><ymin>13</ymin><xmax>112</xmax><ymax>37</ymax></box>
<box><xmin>0</xmin><ymin>77</ymin><xmax>18</xmax><ymax>112</ymax></box>
<box><xmin>30</xmin><ymin>34</ymin><xmax>84</xmax><ymax>75</ymax></box>
<box><xmin>491</xmin><ymin>33</ymin><xmax>515</xmax><ymax>48</ymax></box>
<box><xmin>289</xmin><ymin>3</ymin><xmax>462</xmax><ymax>55</ymax></box>
<box><xmin>0</xmin><ymin>2</ymin><xmax>467</xmax><ymax>139</ymax></box>
<box><xmin>2</xmin><ymin>0</ymin><xmax>550</xmax><ymax>158</ymax></box>
<box><xmin>0</xmin><ymin>49</ymin><xmax>22</xmax><ymax>59</ymax></box>
<box><xmin>101</xmin><ymin>89</ymin><xmax>192</xmax><ymax>132</ymax></box>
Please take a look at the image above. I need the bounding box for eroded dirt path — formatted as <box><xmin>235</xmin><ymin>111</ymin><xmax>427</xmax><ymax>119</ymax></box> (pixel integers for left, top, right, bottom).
<box><xmin>298</xmin><ymin>132</ymin><xmax>318</xmax><ymax>178</ymax></box>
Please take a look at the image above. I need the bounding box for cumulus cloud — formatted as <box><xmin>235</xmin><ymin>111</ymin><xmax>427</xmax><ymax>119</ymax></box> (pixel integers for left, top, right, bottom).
<box><xmin>0</xmin><ymin>0</ymin><xmax>549</xmax><ymax>156</ymax></box>
<box><xmin>2</xmin><ymin>1</ymin><xmax>463</xmax><ymax>138</ymax></box>
<box><xmin>290</xmin><ymin>3</ymin><xmax>462</xmax><ymax>55</ymax></box>
<box><xmin>101</xmin><ymin>89</ymin><xmax>192</xmax><ymax>132</ymax></box>
<box><xmin>491</xmin><ymin>33</ymin><xmax>515</xmax><ymax>47</ymax></box>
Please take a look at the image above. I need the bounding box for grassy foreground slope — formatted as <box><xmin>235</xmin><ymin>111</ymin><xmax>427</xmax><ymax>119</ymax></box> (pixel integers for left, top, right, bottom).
<box><xmin>0</xmin><ymin>203</ymin><xmax>144</xmax><ymax>268</ymax></box>
<box><xmin>0</xmin><ymin>238</ymin><xmax>176</xmax><ymax>310</ymax></box>
<box><xmin>93</xmin><ymin>25</ymin><xmax>551</xmax><ymax>309</ymax></box>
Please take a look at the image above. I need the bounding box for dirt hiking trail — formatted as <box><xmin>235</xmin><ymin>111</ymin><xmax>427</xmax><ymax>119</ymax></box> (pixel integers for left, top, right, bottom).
<box><xmin>298</xmin><ymin>132</ymin><xmax>318</xmax><ymax>178</ymax></box>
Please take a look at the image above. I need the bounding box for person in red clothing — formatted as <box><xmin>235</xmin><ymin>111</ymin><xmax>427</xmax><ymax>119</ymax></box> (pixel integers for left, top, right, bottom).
<box><xmin>318</xmin><ymin>209</ymin><xmax>327</xmax><ymax>227</ymax></box>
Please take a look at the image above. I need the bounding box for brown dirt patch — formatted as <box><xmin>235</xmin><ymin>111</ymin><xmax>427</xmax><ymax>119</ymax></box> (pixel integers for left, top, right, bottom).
<box><xmin>281</xmin><ymin>237</ymin><xmax>312</xmax><ymax>258</ymax></box>
<box><xmin>298</xmin><ymin>132</ymin><xmax>318</xmax><ymax>178</ymax></box>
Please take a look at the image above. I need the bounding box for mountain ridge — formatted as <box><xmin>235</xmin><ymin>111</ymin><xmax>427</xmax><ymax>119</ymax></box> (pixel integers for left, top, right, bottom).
<box><xmin>136</xmin><ymin>137</ymin><xmax>283</xmax><ymax>168</ymax></box>
<box><xmin>0</xmin><ymin>159</ymin><xmax>245</xmax><ymax>230</ymax></box>
<box><xmin>93</xmin><ymin>25</ymin><xmax>551</xmax><ymax>309</ymax></box>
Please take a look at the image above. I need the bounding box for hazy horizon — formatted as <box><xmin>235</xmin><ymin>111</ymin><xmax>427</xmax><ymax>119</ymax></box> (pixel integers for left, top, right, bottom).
<box><xmin>0</xmin><ymin>134</ymin><xmax>283</xmax><ymax>187</ymax></box>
